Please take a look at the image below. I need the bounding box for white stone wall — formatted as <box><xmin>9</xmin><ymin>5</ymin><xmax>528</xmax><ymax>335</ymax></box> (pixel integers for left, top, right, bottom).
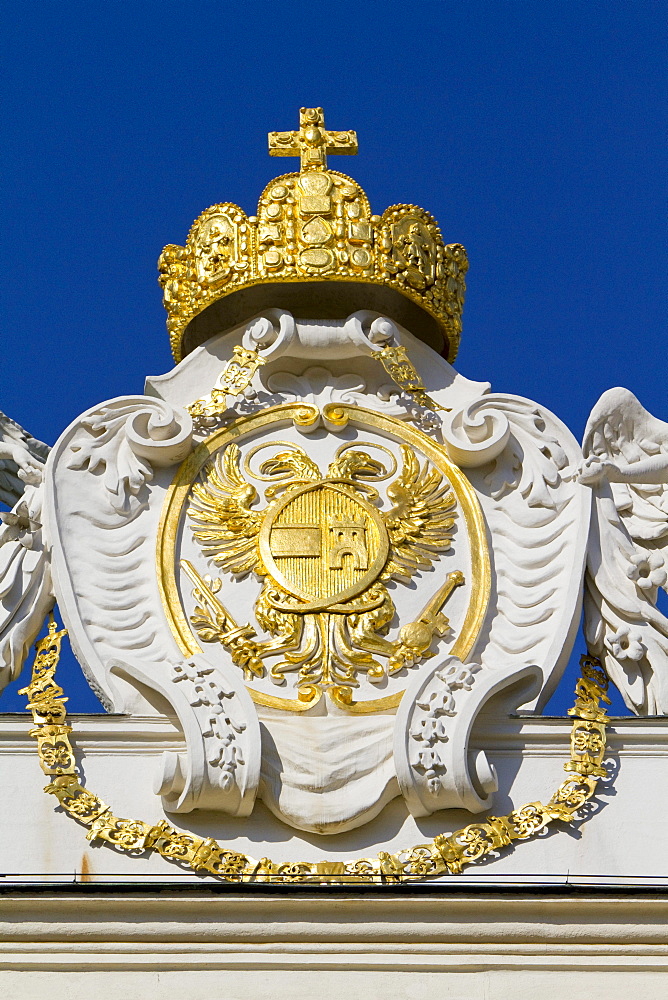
<box><xmin>0</xmin><ymin>892</ymin><xmax>667</xmax><ymax>999</ymax></box>
<box><xmin>2</xmin><ymin>711</ymin><xmax>668</xmax><ymax>997</ymax></box>
<box><xmin>1</xmin><ymin>714</ymin><xmax>667</xmax><ymax>882</ymax></box>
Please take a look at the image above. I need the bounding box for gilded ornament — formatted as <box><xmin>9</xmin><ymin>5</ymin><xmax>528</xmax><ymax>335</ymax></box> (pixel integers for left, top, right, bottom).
<box><xmin>157</xmin><ymin>403</ymin><xmax>491</xmax><ymax>712</ymax></box>
<box><xmin>372</xmin><ymin>342</ymin><xmax>451</xmax><ymax>412</ymax></box>
<box><xmin>187</xmin><ymin>339</ymin><xmax>452</xmax><ymax>423</ymax></box>
<box><xmin>268</xmin><ymin>107</ymin><xmax>358</xmax><ymax>171</ymax></box>
<box><xmin>159</xmin><ymin>108</ymin><xmax>468</xmax><ymax>363</ymax></box>
<box><xmin>180</xmin><ymin>559</ymin><xmax>264</xmax><ymax>678</ymax></box>
<box><xmin>187</xmin><ymin>437</ymin><xmax>454</xmax><ymax>696</ymax></box>
<box><xmin>23</xmin><ymin>623</ymin><xmax>611</xmax><ymax>883</ymax></box>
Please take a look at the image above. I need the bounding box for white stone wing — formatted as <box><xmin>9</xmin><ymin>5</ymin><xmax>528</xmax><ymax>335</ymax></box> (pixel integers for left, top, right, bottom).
<box><xmin>0</xmin><ymin>484</ymin><xmax>54</xmax><ymax>690</ymax></box>
<box><xmin>581</xmin><ymin>388</ymin><xmax>668</xmax><ymax>714</ymax></box>
<box><xmin>44</xmin><ymin>397</ymin><xmax>193</xmax><ymax>712</ymax></box>
<box><xmin>0</xmin><ymin>410</ymin><xmax>49</xmax><ymax>508</ymax></box>
<box><xmin>0</xmin><ymin>411</ymin><xmax>53</xmax><ymax>691</ymax></box>
<box><xmin>443</xmin><ymin>394</ymin><xmax>590</xmax><ymax>709</ymax></box>
<box><xmin>43</xmin><ymin>396</ymin><xmax>260</xmax><ymax>816</ymax></box>
<box><xmin>394</xmin><ymin>394</ymin><xmax>589</xmax><ymax>819</ymax></box>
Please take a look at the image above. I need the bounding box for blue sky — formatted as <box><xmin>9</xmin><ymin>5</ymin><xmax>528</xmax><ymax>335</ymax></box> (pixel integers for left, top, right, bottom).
<box><xmin>1</xmin><ymin>2</ymin><xmax>665</xmax><ymax>713</ymax></box>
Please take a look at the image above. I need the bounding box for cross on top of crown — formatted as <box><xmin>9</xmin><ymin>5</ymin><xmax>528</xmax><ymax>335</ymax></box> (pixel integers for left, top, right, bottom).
<box><xmin>268</xmin><ymin>107</ymin><xmax>358</xmax><ymax>171</ymax></box>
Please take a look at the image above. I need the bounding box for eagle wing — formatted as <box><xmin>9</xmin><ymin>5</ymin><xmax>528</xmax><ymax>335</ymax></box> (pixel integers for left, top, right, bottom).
<box><xmin>383</xmin><ymin>445</ymin><xmax>456</xmax><ymax>581</ymax></box>
<box><xmin>188</xmin><ymin>443</ymin><xmax>263</xmax><ymax>577</ymax></box>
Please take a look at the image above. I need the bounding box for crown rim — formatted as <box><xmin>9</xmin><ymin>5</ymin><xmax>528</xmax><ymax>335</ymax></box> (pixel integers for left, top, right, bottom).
<box><xmin>179</xmin><ymin>275</ymin><xmax>452</xmax><ymax>361</ymax></box>
<box><xmin>159</xmin><ymin>165</ymin><xmax>468</xmax><ymax>365</ymax></box>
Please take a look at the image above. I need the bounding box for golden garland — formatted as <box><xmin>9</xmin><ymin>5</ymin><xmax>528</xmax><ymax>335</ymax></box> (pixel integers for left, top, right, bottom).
<box><xmin>187</xmin><ymin>343</ymin><xmax>450</xmax><ymax>425</ymax></box>
<box><xmin>22</xmin><ymin>617</ymin><xmax>610</xmax><ymax>884</ymax></box>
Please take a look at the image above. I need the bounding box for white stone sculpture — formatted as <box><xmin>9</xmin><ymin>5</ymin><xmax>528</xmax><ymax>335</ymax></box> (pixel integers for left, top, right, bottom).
<box><xmin>0</xmin><ymin>306</ymin><xmax>620</xmax><ymax>838</ymax></box>
<box><xmin>1</xmin><ymin>108</ymin><xmax>664</xmax><ymax>859</ymax></box>
<box><xmin>581</xmin><ymin>387</ymin><xmax>668</xmax><ymax>714</ymax></box>
<box><xmin>0</xmin><ymin>411</ymin><xmax>53</xmax><ymax>690</ymax></box>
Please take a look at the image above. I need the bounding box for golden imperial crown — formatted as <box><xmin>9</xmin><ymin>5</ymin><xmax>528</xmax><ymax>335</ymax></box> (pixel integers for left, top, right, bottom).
<box><xmin>159</xmin><ymin>108</ymin><xmax>468</xmax><ymax>363</ymax></box>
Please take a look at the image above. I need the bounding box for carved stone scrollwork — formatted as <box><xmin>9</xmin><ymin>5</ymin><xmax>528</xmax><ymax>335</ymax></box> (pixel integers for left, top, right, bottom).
<box><xmin>180</xmin><ymin>310</ymin><xmax>489</xmax><ymax>439</ymax></box>
<box><xmin>187</xmin><ymin>312</ymin><xmax>401</xmax><ymax>429</ymax></box>
<box><xmin>242</xmin><ymin>309</ymin><xmax>296</xmax><ymax>359</ymax></box>
<box><xmin>264</xmin><ymin>366</ymin><xmax>402</xmax><ymax>424</ymax></box>
<box><xmin>124</xmin><ymin>400</ymin><xmax>193</xmax><ymax>467</ymax></box>
<box><xmin>394</xmin><ymin>655</ymin><xmax>541</xmax><ymax>816</ymax></box>
<box><xmin>440</xmin><ymin>394</ymin><xmax>589</xmax><ymax>712</ymax></box>
<box><xmin>113</xmin><ymin>654</ymin><xmax>260</xmax><ymax>816</ymax></box>
<box><xmin>44</xmin><ymin>396</ymin><xmax>195</xmax><ymax>717</ymax></box>
<box><xmin>66</xmin><ymin>397</ymin><xmax>192</xmax><ymax>514</ymax></box>
<box><xmin>442</xmin><ymin>396</ymin><xmax>511</xmax><ymax>468</ymax></box>
<box><xmin>241</xmin><ymin>309</ymin><xmax>395</xmax><ymax>362</ymax></box>
<box><xmin>0</xmin><ymin>413</ymin><xmax>54</xmax><ymax>691</ymax></box>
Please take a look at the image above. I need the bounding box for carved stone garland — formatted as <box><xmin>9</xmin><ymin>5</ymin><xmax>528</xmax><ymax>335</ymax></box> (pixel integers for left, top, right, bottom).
<box><xmin>22</xmin><ymin>618</ymin><xmax>610</xmax><ymax>883</ymax></box>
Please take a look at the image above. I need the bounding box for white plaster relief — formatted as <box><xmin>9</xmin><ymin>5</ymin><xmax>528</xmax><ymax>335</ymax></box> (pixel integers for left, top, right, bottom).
<box><xmin>112</xmin><ymin>653</ymin><xmax>260</xmax><ymax>816</ymax></box>
<box><xmin>0</xmin><ymin>479</ymin><xmax>54</xmax><ymax>689</ymax></box>
<box><xmin>394</xmin><ymin>654</ymin><xmax>539</xmax><ymax>815</ymax></box>
<box><xmin>581</xmin><ymin>387</ymin><xmax>668</xmax><ymax>714</ymax></box>
<box><xmin>172</xmin><ymin>660</ymin><xmax>249</xmax><ymax>791</ymax></box>
<box><xmin>7</xmin><ymin>313</ymin><xmax>641</xmax><ymax>841</ymax></box>
<box><xmin>44</xmin><ymin>396</ymin><xmax>259</xmax><ymax>816</ymax></box>
<box><xmin>45</xmin><ymin>397</ymin><xmax>193</xmax><ymax>705</ymax></box>
<box><xmin>144</xmin><ymin>311</ymin><xmax>490</xmax><ymax>419</ymax></box>
<box><xmin>181</xmin><ymin>313</ymin><xmax>450</xmax><ymax>438</ymax></box>
<box><xmin>66</xmin><ymin>397</ymin><xmax>192</xmax><ymax>515</ymax></box>
<box><xmin>444</xmin><ymin>394</ymin><xmax>590</xmax><ymax>711</ymax></box>
<box><xmin>0</xmin><ymin>414</ymin><xmax>53</xmax><ymax>691</ymax></box>
<box><xmin>409</xmin><ymin>659</ymin><xmax>480</xmax><ymax>791</ymax></box>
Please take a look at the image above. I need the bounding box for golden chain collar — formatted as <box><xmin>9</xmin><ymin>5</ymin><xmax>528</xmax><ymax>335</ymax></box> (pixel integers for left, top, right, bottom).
<box><xmin>22</xmin><ymin>618</ymin><xmax>610</xmax><ymax>884</ymax></box>
<box><xmin>188</xmin><ymin>343</ymin><xmax>449</xmax><ymax>422</ymax></box>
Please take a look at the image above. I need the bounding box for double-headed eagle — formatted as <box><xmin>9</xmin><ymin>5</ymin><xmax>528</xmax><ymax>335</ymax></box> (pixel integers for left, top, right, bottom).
<box><xmin>185</xmin><ymin>441</ymin><xmax>462</xmax><ymax>700</ymax></box>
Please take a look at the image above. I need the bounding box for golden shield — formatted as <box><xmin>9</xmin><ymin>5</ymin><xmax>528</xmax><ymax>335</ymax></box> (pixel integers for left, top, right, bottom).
<box><xmin>157</xmin><ymin>402</ymin><xmax>490</xmax><ymax>713</ymax></box>
<box><xmin>259</xmin><ymin>482</ymin><xmax>389</xmax><ymax>612</ymax></box>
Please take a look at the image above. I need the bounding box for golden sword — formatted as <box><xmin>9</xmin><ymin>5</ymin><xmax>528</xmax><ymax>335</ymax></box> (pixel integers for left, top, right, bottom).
<box><xmin>180</xmin><ymin>560</ymin><xmax>263</xmax><ymax>678</ymax></box>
